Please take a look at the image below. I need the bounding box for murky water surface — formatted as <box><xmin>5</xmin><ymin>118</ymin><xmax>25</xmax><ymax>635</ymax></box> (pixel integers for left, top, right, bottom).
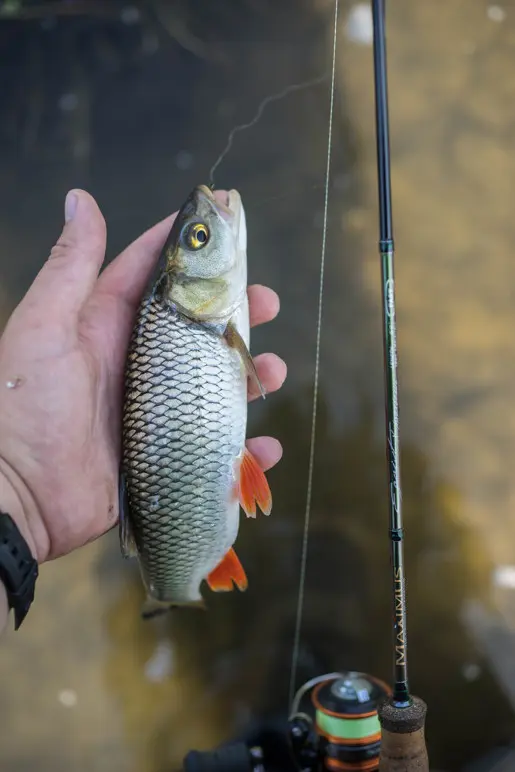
<box><xmin>1</xmin><ymin>2</ymin><xmax>515</xmax><ymax>770</ymax></box>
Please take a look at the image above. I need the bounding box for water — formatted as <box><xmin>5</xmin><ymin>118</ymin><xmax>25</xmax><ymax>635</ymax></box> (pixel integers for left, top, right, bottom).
<box><xmin>1</xmin><ymin>1</ymin><xmax>515</xmax><ymax>770</ymax></box>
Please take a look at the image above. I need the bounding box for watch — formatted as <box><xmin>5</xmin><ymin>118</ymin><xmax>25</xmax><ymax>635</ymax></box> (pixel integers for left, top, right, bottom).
<box><xmin>0</xmin><ymin>511</ymin><xmax>38</xmax><ymax>630</ymax></box>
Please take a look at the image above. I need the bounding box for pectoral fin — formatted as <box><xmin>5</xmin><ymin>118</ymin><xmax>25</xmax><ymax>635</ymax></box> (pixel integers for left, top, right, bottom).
<box><xmin>224</xmin><ymin>321</ymin><xmax>266</xmax><ymax>399</ymax></box>
<box><xmin>206</xmin><ymin>547</ymin><xmax>248</xmax><ymax>592</ymax></box>
<box><xmin>119</xmin><ymin>472</ymin><xmax>138</xmax><ymax>559</ymax></box>
<box><xmin>238</xmin><ymin>447</ymin><xmax>272</xmax><ymax>518</ymax></box>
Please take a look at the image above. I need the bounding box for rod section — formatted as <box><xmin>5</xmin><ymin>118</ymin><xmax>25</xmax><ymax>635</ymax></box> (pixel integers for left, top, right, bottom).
<box><xmin>371</xmin><ymin>0</ymin><xmax>409</xmax><ymax>707</ymax></box>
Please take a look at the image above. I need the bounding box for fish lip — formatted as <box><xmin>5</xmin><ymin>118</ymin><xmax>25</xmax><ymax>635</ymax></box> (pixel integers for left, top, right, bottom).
<box><xmin>226</xmin><ymin>189</ymin><xmax>242</xmax><ymax>237</ymax></box>
<box><xmin>197</xmin><ymin>183</ymin><xmax>215</xmax><ymax>200</ymax></box>
<box><xmin>195</xmin><ymin>184</ymin><xmax>230</xmax><ymax>214</ymax></box>
<box><xmin>193</xmin><ymin>184</ymin><xmax>242</xmax><ymax>240</ymax></box>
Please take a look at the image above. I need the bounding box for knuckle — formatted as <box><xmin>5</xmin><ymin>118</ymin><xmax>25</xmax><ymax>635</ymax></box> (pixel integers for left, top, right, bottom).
<box><xmin>48</xmin><ymin>236</ymin><xmax>83</xmax><ymax>262</ymax></box>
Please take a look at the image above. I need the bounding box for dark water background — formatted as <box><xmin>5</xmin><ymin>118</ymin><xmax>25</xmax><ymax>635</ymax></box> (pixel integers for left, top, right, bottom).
<box><xmin>2</xmin><ymin>1</ymin><xmax>515</xmax><ymax>770</ymax></box>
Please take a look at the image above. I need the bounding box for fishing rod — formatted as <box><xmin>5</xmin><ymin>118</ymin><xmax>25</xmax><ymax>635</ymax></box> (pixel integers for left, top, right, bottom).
<box><xmin>370</xmin><ymin>0</ymin><xmax>429</xmax><ymax>770</ymax></box>
<box><xmin>182</xmin><ymin>2</ymin><xmax>430</xmax><ymax>771</ymax></box>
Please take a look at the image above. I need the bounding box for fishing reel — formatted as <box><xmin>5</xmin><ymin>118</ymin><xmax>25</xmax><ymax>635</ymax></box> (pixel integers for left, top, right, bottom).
<box><xmin>183</xmin><ymin>671</ymin><xmax>391</xmax><ymax>772</ymax></box>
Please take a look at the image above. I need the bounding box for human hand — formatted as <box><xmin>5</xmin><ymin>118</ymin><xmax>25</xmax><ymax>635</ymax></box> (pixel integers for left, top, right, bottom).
<box><xmin>0</xmin><ymin>189</ymin><xmax>287</xmax><ymax>564</ymax></box>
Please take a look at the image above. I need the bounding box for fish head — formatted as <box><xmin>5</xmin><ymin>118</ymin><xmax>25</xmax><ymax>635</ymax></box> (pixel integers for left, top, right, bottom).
<box><xmin>163</xmin><ymin>185</ymin><xmax>247</xmax><ymax>321</ymax></box>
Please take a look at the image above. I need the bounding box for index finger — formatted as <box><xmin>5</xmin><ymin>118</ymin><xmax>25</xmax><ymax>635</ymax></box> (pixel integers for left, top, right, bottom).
<box><xmin>248</xmin><ymin>285</ymin><xmax>280</xmax><ymax>328</ymax></box>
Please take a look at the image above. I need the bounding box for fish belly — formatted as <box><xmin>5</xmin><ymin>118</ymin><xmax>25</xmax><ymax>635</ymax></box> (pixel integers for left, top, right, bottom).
<box><xmin>122</xmin><ymin>293</ymin><xmax>248</xmax><ymax>604</ymax></box>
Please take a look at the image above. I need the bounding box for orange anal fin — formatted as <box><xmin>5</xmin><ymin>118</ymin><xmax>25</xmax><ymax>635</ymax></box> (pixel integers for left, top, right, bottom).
<box><xmin>206</xmin><ymin>547</ymin><xmax>248</xmax><ymax>593</ymax></box>
<box><xmin>238</xmin><ymin>448</ymin><xmax>272</xmax><ymax>518</ymax></box>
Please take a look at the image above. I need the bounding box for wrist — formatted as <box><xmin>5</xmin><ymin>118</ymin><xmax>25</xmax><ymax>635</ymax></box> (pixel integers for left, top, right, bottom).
<box><xmin>0</xmin><ymin>456</ymin><xmax>47</xmax><ymax>564</ymax></box>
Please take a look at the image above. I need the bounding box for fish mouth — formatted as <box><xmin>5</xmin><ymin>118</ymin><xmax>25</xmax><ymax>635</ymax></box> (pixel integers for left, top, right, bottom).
<box><xmin>195</xmin><ymin>185</ymin><xmax>244</xmax><ymax>247</ymax></box>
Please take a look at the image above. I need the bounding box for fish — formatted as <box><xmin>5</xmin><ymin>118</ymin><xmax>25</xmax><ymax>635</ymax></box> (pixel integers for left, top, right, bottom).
<box><xmin>119</xmin><ymin>184</ymin><xmax>272</xmax><ymax>618</ymax></box>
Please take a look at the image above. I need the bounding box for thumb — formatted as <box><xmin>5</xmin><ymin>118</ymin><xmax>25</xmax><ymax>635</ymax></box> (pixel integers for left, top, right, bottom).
<box><xmin>23</xmin><ymin>189</ymin><xmax>107</xmax><ymax>320</ymax></box>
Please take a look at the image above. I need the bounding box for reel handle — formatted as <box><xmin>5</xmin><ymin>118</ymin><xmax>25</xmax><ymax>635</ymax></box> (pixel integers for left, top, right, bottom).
<box><xmin>377</xmin><ymin>696</ymin><xmax>429</xmax><ymax>772</ymax></box>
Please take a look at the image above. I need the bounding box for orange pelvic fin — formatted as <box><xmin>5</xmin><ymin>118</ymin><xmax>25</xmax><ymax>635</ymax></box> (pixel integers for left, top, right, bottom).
<box><xmin>206</xmin><ymin>547</ymin><xmax>248</xmax><ymax>593</ymax></box>
<box><xmin>238</xmin><ymin>447</ymin><xmax>272</xmax><ymax>518</ymax></box>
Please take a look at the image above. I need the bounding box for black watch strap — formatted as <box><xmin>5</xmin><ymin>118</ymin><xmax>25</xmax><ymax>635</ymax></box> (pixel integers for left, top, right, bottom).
<box><xmin>0</xmin><ymin>512</ymin><xmax>38</xmax><ymax>630</ymax></box>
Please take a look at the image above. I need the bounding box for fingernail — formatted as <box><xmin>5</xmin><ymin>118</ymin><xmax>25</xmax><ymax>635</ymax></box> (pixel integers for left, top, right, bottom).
<box><xmin>65</xmin><ymin>190</ymin><xmax>78</xmax><ymax>222</ymax></box>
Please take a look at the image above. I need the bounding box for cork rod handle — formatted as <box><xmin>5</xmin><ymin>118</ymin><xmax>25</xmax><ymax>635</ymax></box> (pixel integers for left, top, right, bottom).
<box><xmin>378</xmin><ymin>696</ymin><xmax>429</xmax><ymax>772</ymax></box>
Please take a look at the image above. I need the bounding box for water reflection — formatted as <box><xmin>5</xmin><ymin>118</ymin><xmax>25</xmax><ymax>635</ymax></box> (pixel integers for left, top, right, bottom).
<box><xmin>2</xmin><ymin>1</ymin><xmax>515</xmax><ymax>771</ymax></box>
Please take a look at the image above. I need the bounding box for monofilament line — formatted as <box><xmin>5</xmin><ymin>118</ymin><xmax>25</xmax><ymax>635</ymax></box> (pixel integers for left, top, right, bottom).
<box><xmin>288</xmin><ymin>0</ymin><xmax>339</xmax><ymax>709</ymax></box>
<box><xmin>209</xmin><ymin>74</ymin><xmax>327</xmax><ymax>187</ymax></box>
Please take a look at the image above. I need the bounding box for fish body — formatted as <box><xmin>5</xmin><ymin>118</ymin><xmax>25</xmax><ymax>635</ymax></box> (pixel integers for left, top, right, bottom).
<box><xmin>120</xmin><ymin>186</ymin><xmax>271</xmax><ymax>617</ymax></box>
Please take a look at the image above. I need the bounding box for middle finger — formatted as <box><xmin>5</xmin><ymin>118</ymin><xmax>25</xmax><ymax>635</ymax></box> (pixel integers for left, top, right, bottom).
<box><xmin>248</xmin><ymin>353</ymin><xmax>287</xmax><ymax>402</ymax></box>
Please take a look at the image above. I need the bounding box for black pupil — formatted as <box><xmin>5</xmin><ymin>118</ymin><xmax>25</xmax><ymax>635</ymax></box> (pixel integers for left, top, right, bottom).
<box><xmin>196</xmin><ymin>228</ymin><xmax>207</xmax><ymax>244</ymax></box>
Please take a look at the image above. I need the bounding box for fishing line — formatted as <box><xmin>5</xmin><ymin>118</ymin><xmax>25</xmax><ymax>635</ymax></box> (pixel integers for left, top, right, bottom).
<box><xmin>288</xmin><ymin>0</ymin><xmax>339</xmax><ymax>709</ymax></box>
<box><xmin>208</xmin><ymin>74</ymin><xmax>328</xmax><ymax>187</ymax></box>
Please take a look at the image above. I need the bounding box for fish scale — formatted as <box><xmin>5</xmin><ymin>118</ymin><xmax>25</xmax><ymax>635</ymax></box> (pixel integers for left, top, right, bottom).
<box><xmin>122</xmin><ymin>290</ymin><xmax>247</xmax><ymax>602</ymax></box>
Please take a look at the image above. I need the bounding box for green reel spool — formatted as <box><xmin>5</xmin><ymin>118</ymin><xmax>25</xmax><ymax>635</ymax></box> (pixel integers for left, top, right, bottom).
<box><xmin>311</xmin><ymin>672</ymin><xmax>391</xmax><ymax>771</ymax></box>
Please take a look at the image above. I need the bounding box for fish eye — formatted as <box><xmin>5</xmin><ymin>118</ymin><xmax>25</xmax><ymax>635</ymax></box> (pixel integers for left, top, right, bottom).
<box><xmin>183</xmin><ymin>222</ymin><xmax>210</xmax><ymax>250</ymax></box>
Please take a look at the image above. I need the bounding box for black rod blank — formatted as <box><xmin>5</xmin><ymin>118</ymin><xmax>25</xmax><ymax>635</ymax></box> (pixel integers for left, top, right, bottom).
<box><xmin>371</xmin><ymin>0</ymin><xmax>409</xmax><ymax>707</ymax></box>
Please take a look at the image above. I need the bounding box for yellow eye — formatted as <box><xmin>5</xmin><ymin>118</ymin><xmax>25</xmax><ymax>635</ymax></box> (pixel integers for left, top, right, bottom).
<box><xmin>185</xmin><ymin>222</ymin><xmax>210</xmax><ymax>250</ymax></box>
